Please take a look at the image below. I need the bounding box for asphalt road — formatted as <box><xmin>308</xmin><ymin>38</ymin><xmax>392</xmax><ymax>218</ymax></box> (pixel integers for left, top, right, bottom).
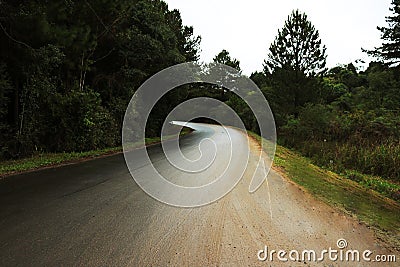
<box><xmin>0</xmin><ymin>123</ymin><xmax>396</xmax><ymax>266</ymax></box>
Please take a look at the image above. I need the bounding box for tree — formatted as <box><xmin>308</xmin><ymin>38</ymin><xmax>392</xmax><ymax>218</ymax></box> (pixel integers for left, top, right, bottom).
<box><xmin>0</xmin><ymin>0</ymin><xmax>202</xmax><ymax>158</ymax></box>
<box><xmin>364</xmin><ymin>0</ymin><xmax>400</xmax><ymax>65</ymax></box>
<box><xmin>208</xmin><ymin>49</ymin><xmax>242</xmax><ymax>101</ymax></box>
<box><xmin>264</xmin><ymin>10</ymin><xmax>327</xmax><ymax>118</ymax></box>
<box><xmin>265</xmin><ymin>10</ymin><xmax>327</xmax><ymax>76</ymax></box>
<box><xmin>213</xmin><ymin>49</ymin><xmax>241</xmax><ymax>71</ymax></box>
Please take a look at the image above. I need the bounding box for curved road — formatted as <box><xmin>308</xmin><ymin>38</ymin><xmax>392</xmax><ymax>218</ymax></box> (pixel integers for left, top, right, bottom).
<box><xmin>0</xmin><ymin>123</ymin><xmax>396</xmax><ymax>266</ymax></box>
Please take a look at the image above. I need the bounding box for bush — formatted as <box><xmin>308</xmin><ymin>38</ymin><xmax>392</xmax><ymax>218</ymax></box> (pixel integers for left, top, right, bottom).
<box><xmin>48</xmin><ymin>89</ymin><xmax>119</xmax><ymax>152</ymax></box>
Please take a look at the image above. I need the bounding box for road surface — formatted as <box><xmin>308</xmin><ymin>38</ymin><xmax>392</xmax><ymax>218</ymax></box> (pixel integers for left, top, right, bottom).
<box><xmin>0</xmin><ymin>123</ymin><xmax>396</xmax><ymax>266</ymax></box>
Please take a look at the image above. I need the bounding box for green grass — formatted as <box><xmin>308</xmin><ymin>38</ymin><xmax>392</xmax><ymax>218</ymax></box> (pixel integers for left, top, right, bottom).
<box><xmin>0</xmin><ymin>147</ymin><xmax>123</xmax><ymax>176</ymax></box>
<box><xmin>0</xmin><ymin>129</ymin><xmax>191</xmax><ymax>177</ymax></box>
<box><xmin>248</xmin><ymin>132</ymin><xmax>400</xmax><ymax>248</ymax></box>
<box><xmin>288</xmin><ymin>139</ymin><xmax>400</xmax><ymax>185</ymax></box>
<box><xmin>342</xmin><ymin>169</ymin><xmax>400</xmax><ymax>201</ymax></box>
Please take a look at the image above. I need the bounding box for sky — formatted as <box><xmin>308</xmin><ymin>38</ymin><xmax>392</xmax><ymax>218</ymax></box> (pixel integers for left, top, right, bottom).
<box><xmin>165</xmin><ymin>0</ymin><xmax>393</xmax><ymax>75</ymax></box>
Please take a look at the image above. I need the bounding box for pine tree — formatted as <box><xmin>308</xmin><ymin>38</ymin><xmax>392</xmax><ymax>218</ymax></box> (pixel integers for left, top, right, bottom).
<box><xmin>365</xmin><ymin>0</ymin><xmax>400</xmax><ymax>65</ymax></box>
<box><xmin>264</xmin><ymin>10</ymin><xmax>327</xmax><ymax>117</ymax></box>
<box><xmin>213</xmin><ymin>49</ymin><xmax>241</xmax><ymax>71</ymax></box>
<box><xmin>264</xmin><ymin>9</ymin><xmax>326</xmax><ymax>76</ymax></box>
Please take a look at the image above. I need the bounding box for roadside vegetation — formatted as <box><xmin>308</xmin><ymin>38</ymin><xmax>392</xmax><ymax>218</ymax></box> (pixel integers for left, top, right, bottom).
<box><xmin>0</xmin><ymin>129</ymin><xmax>191</xmax><ymax>177</ymax></box>
<box><xmin>216</xmin><ymin>5</ymin><xmax>400</xmax><ymax>204</ymax></box>
<box><xmin>247</xmin><ymin>4</ymin><xmax>400</xmax><ymax>199</ymax></box>
<box><xmin>0</xmin><ymin>146</ymin><xmax>122</xmax><ymax>177</ymax></box>
<box><xmin>0</xmin><ymin>0</ymin><xmax>201</xmax><ymax>159</ymax></box>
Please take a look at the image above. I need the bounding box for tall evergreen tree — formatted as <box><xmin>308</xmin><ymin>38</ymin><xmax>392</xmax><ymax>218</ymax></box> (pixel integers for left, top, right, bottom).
<box><xmin>364</xmin><ymin>0</ymin><xmax>400</xmax><ymax>65</ymax></box>
<box><xmin>264</xmin><ymin>10</ymin><xmax>327</xmax><ymax>119</ymax></box>
<box><xmin>265</xmin><ymin>9</ymin><xmax>326</xmax><ymax>76</ymax></box>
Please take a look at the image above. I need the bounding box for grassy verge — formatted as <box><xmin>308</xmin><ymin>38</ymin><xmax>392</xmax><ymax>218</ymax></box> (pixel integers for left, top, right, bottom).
<box><xmin>342</xmin><ymin>169</ymin><xmax>400</xmax><ymax>201</ymax></box>
<box><xmin>0</xmin><ymin>129</ymin><xmax>192</xmax><ymax>177</ymax></box>
<box><xmin>283</xmin><ymin>139</ymin><xmax>400</xmax><ymax>202</ymax></box>
<box><xmin>248</xmin><ymin>132</ymin><xmax>400</xmax><ymax>248</ymax></box>
<box><xmin>0</xmin><ymin>146</ymin><xmax>123</xmax><ymax>177</ymax></box>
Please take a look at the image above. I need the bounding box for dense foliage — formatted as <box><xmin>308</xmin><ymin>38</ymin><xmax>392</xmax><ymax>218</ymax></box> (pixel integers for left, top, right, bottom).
<box><xmin>258</xmin><ymin>63</ymin><xmax>400</xmax><ymax>184</ymax></box>
<box><xmin>364</xmin><ymin>0</ymin><xmax>400</xmax><ymax>65</ymax></box>
<box><xmin>250</xmin><ymin>3</ymin><xmax>400</xmax><ymax>188</ymax></box>
<box><xmin>0</xmin><ymin>0</ymin><xmax>200</xmax><ymax>158</ymax></box>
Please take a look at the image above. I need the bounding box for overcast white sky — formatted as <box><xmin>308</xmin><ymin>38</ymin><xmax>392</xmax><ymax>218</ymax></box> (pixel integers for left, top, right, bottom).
<box><xmin>165</xmin><ymin>0</ymin><xmax>392</xmax><ymax>75</ymax></box>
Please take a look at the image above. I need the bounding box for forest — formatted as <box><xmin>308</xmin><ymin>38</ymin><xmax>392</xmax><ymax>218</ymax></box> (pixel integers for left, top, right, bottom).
<box><xmin>1</xmin><ymin>1</ymin><xmax>399</xmax><ymax>199</ymax></box>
